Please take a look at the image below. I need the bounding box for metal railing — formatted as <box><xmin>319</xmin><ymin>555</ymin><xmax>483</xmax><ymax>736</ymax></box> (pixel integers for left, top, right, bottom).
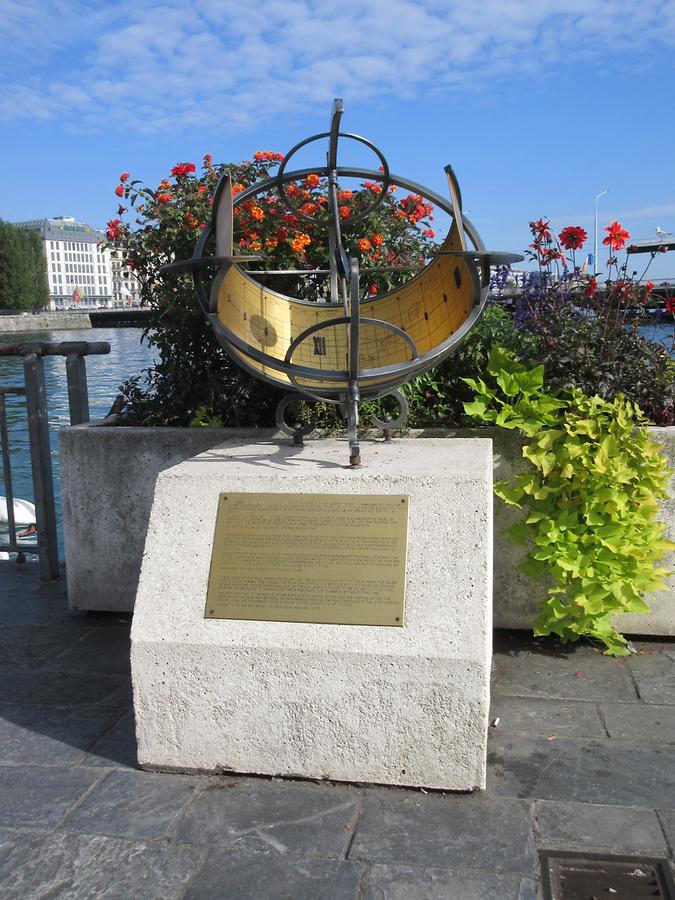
<box><xmin>0</xmin><ymin>340</ymin><xmax>110</xmax><ymax>580</ymax></box>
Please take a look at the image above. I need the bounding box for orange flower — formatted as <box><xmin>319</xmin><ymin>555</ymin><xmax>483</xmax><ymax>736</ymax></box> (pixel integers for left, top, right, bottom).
<box><xmin>250</xmin><ymin>206</ymin><xmax>265</xmax><ymax>221</ymax></box>
<box><xmin>156</xmin><ymin>192</ymin><xmax>173</xmax><ymax>204</ymax></box>
<box><xmin>357</xmin><ymin>238</ymin><xmax>371</xmax><ymax>252</ymax></box>
<box><xmin>339</xmin><ymin>189</ymin><xmax>353</xmax><ymax>201</ymax></box>
<box><xmin>372</xmin><ymin>233</ymin><xmax>384</xmax><ymax>246</ymax></box>
<box><xmin>290</xmin><ymin>233</ymin><xmax>311</xmax><ymax>253</ymax></box>
<box><xmin>115</xmin><ymin>185</ymin><xmax>124</xmax><ymax>197</ymax></box>
<box><xmin>339</xmin><ymin>206</ymin><xmax>352</xmax><ymax>219</ymax></box>
<box><xmin>300</xmin><ymin>202</ymin><xmax>318</xmax><ymax>216</ymax></box>
<box><xmin>265</xmin><ymin>237</ymin><xmax>279</xmax><ymax>250</ymax></box>
<box><xmin>232</xmin><ymin>183</ymin><xmax>245</xmax><ymax>196</ymax></box>
<box><xmin>305</xmin><ymin>173</ymin><xmax>321</xmax><ymax>188</ymax></box>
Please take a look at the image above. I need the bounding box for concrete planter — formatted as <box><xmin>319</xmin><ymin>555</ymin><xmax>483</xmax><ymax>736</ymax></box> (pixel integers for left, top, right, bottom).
<box><xmin>59</xmin><ymin>422</ymin><xmax>675</xmax><ymax>635</ymax></box>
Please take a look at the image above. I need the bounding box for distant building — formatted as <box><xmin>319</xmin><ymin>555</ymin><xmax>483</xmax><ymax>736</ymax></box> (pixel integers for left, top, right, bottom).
<box><xmin>11</xmin><ymin>216</ymin><xmax>141</xmax><ymax>310</ymax></box>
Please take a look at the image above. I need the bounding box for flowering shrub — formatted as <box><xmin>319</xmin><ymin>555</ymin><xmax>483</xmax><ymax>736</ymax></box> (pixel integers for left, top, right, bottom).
<box><xmin>491</xmin><ymin>218</ymin><xmax>674</xmax><ymax>425</ymax></box>
<box><xmin>107</xmin><ymin>153</ymin><xmax>438</xmax><ymax>425</ymax></box>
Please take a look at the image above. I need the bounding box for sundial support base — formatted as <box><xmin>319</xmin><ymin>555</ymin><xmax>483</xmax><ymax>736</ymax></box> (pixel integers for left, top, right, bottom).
<box><xmin>130</xmin><ymin>436</ymin><xmax>494</xmax><ymax>790</ymax></box>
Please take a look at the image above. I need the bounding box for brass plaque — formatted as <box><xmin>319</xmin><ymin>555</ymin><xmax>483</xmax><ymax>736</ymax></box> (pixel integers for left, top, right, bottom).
<box><xmin>205</xmin><ymin>493</ymin><xmax>408</xmax><ymax>626</ymax></box>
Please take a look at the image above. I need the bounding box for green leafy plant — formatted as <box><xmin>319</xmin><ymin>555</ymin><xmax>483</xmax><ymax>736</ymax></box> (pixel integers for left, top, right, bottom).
<box><xmin>464</xmin><ymin>347</ymin><xmax>675</xmax><ymax>655</ymax></box>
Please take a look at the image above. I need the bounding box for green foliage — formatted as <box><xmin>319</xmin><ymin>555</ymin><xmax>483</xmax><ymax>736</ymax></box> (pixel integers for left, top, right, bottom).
<box><xmin>464</xmin><ymin>346</ymin><xmax>675</xmax><ymax>656</ymax></box>
<box><xmin>0</xmin><ymin>221</ymin><xmax>49</xmax><ymax>310</ymax></box>
<box><xmin>401</xmin><ymin>305</ymin><xmax>541</xmax><ymax>427</ymax></box>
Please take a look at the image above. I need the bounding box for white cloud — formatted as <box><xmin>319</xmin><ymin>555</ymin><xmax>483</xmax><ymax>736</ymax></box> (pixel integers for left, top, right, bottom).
<box><xmin>1</xmin><ymin>0</ymin><xmax>674</xmax><ymax>133</ymax></box>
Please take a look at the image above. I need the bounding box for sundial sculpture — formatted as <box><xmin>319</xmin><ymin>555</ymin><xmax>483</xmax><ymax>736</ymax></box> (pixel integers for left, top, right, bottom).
<box><xmin>166</xmin><ymin>100</ymin><xmax>522</xmax><ymax>465</ymax></box>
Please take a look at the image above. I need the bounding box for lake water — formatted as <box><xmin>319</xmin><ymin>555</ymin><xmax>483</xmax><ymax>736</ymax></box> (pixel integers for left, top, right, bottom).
<box><xmin>0</xmin><ymin>319</ymin><xmax>672</xmax><ymax>556</ymax></box>
<box><xmin>0</xmin><ymin>327</ymin><xmax>155</xmax><ymax>552</ymax></box>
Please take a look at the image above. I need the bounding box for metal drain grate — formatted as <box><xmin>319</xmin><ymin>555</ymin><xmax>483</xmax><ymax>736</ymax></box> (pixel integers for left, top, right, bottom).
<box><xmin>541</xmin><ymin>850</ymin><xmax>675</xmax><ymax>899</ymax></box>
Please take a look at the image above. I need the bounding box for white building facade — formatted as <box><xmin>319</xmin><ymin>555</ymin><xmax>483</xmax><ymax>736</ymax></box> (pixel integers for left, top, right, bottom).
<box><xmin>12</xmin><ymin>216</ymin><xmax>141</xmax><ymax>311</ymax></box>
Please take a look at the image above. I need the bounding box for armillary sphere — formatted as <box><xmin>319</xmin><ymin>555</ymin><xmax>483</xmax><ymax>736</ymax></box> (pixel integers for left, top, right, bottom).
<box><xmin>163</xmin><ymin>99</ymin><xmax>522</xmax><ymax>466</ymax></box>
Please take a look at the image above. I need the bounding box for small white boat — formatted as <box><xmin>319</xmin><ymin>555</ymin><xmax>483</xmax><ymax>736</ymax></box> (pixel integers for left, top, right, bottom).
<box><xmin>0</xmin><ymin>496</ymin><xmax>36</xmax><ymax>526</ymax></box>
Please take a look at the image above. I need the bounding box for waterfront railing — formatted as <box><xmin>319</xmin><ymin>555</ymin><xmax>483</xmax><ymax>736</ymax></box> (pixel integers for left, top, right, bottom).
<box><xmin>0</xmin><ymin>341</ymin><xmax>110</xmax><ymax>579</ymax></box>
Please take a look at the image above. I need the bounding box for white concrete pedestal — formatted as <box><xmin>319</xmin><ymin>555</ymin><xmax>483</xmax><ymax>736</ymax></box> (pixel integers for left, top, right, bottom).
<box><xmin>131</xmin><ymin>438</ymin><xmax>493</xmax><ymax>790</ymax></box>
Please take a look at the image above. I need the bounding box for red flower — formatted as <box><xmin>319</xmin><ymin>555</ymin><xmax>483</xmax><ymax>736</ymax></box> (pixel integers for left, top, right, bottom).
<box><xmin>583</xmin><ymin>276</ymin><xmax>598</xmax><ymax>298</ymax></box>
<box><xmin>559</xmin><ymin>226</ymin><xmax>587</xmax><ymax>250</ymax></box>
<box><xmin>156</xmin><ymin>192</ymin><xmax>173</xmax><ymax>204</ymax></box>
<box><xmin>603</xmin><ymin>220</ymin><xmax>630</xmax><ymax>251</ymax></box>
<box><xmin>368</xmin><ymin>283</ymin><xmax>378</xmax><ymax>295</ymax></box>
<box><xmin>106</xmin><ymin>219</ymin><xmax>123</xmax><ymax>241</ymax></box>
<box><xmin>372</xmin><ymin>233</ymin><xmax>384</xmax><ymax>246</ymax></box>
<box><xmin>305</xmin><ymin>173</ymin><xmax>320</xmax><ymax>189</ymax></box>
<box><xmin>276</xmin><ymin>227</ymin><xmax>289</xmax><ymax>240</ymax></box>
<box><xmin>422</xmin><ymin>228</ymin><xmax>435</xmax><ymax>239</ymax></box>
<box><xmin>171</xmin><ymin>162</ymin><xmax>196</xmax><ymax>178</ymax></box>
<box><xmin>117</xmin><ymin>205</ymin><xmax>127</xmax><ymax>215</ymax></box>
<box><xmin>665</xmin><ymin>297</ymin><xmax>675</xmax><ymax>314</ymax></box>
<box><xmin>300</xmin><ymin>202</ymin><xmax>318</xmax><ymax>216</ymax></box>
<box><xmin>357</xmin><ymin>238</ymin><xmax>371</xmax><ymax>252</ymax></box>
<box><xmin>646</xmin><ymin>280</ymin><xmax>655</xmax><ymax>293</ymax></box>
<box><xmin>119</xmin><ymin>172</ymin><xmax>129</xmax><ymax>183</ymax></box>
<box><xmin>115</xmin><ymin>185</ymin><xmax>124</xmax><ymax>197</ymax></box>
<box><xmin>530</xmin><ymin>219</ymin><xmax>552</xmax><ymax>240</ymax></box>
<box><xmin>339</xmin><ymin>206</ymin><xmax>352</xmax><ymax>219</ymax></box>
<box><xmin>339</xmin><ymin>190</ymin><xmax>353</xmax><ymax>201</ymax></box>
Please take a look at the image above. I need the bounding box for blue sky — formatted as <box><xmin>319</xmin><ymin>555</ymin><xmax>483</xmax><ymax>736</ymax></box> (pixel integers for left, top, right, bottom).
<box><xmin>2</xmin><ymin>0</ymin><xmax>675</xmax><ymax>278</ymax></box>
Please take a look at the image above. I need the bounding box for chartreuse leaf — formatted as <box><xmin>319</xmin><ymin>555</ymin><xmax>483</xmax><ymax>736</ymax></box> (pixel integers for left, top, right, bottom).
<box><xmin>461</xmin><ymin>346</ymin><xmax>674</xmax><ymax>656</ymax></box>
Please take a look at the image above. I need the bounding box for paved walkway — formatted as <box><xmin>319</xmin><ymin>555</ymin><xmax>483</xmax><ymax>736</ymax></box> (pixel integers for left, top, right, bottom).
<box><xmin>0</xmin><ymin>562</ymin><xmax>673</xmax><ymax>899</ymax></box>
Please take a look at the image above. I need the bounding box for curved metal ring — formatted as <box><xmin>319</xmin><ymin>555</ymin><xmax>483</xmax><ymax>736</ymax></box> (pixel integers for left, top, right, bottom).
<box><xmin>280</xmin><ymin>314</ymin><xmax>418</xmax><ymax>402</ymax></box>
<box><xmin>275</xmin><ymin>131</ymin><xmax>390</xmax><ymax>225</ymax></box>
<box><xmin>370</xmin><ymin>389</ymin><xmax>409</xmax><ymax>430</ymax></box>
<box><xmin>275</xmin><ymin>394</ymin><xmax>317</xmax><ymax>438</ymax></box>
<box><xmin>283</xmin><ymin>315</ymin><xmax>419</xmax><ymax>367</ymax></box>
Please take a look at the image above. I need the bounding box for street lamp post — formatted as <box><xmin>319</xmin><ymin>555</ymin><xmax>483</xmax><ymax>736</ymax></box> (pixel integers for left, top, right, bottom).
<box><xmin>594</xmin><ymin>189</ymin><xmax>609</xmax><ymax>276</ymax></box>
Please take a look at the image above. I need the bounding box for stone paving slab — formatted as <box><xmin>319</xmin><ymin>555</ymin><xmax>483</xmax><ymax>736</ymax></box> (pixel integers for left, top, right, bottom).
<box><xmin>535</xmin><ymin>800</ymin><xmax>669</xmax><ymax>854</ymax></box>
<box><xmin>0</xmin><ymin>764</ymin><xmax>103</xmax><ymax>829</ymax></box>
<box><xmin>492</xmin><ymin>632</ymin><xmax>639</xmax><ymax>701</ymax></box>
<box><xmin>658</xmin><ymin>809</ymin><xmax>675</xmax><ymax>856</ymax></box>
<box><xmin>61</xmin><ymin>769</ymin><xmax>199</xmax><ymax>840</ymax></box>
<box><xmin>628</xmin><ymin>649</ymin><xmax>675</xmax><ymax>704</ymax></box>
<box><xmin>361</xmin><ymin>865</ymin><xmax>537</xmax><ymax>900</ymax></box>
<box><xmin>350</xmin><ymin>790</ymin><xmax>534</xmax><ymax>874</ymax></box>
<box><xmin>44</xmin><ymin>628</ymin><xmax>131</xmax><ymax>677</ymax></box>
<box><xmin>0</xmin><ymin>830</ymin><xmax>205</xmax><ymax>900</ymax></box>
<box><xmin>173</xmin><ymin>778</ymin><xmax>362</xmax><ymax>858</ymax></box>
<box><xmin>600</xmin><ymin>700</ymin><xmax>675</xmax><ymax>742</ymax></box>
<box><xmin>489</xmin><ymin>695</ymin><xmax>606</xmax><ymax>738</ymax></box>
<box><xmin>0</xmin><ymin>565</ymin><xmax>674</xmax><ymax>899</ymax></box>
<box><xmin>0</xmin><ymin>703</ymin><xmax>122</xmax><ymax>765</ymax></box>
<box><xmin>489</xmin><ymin>734</ymin><xmax>675</xmax><ymax>808</ymax></box>
<box><xmin>184</xmin><ymin>850</ymin><xmax>364</xmax><ymax>900</ymax></box>
<box><xmin>0</xmin><ymin>625</ymin><xmax>88</xmax><ymax>671</ymax></box>
<box><xmin>0</xmin><ymin>669</ymin><xmax>128</xmax><ymax>706</ymax></box>
<box><xmin>83</xmin><ymin>710</ymin><xmax>138</xmax><ymax>769</ymax></box>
